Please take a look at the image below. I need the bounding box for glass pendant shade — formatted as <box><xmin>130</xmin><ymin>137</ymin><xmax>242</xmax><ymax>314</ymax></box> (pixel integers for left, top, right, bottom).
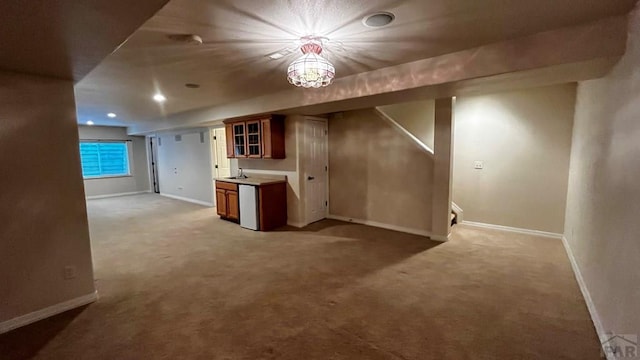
<box><xmin>287</xmin><ymin>40</ymin><xmax>335</xmax><ymax>88</ymax></box>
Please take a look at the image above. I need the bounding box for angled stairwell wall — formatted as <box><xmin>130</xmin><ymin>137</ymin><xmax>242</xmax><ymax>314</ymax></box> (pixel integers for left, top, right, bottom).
<box><xmin>376</xmin><ymin>100</ymin><xmax>435</xmax><ymax>154</ymax></box>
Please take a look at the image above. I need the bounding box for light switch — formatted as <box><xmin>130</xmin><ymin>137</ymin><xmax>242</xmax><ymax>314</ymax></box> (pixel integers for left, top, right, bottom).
<box><xmin>474</xmin><ymin>161</ymin><xmax>484</xmax><ymax>169</ymax></box>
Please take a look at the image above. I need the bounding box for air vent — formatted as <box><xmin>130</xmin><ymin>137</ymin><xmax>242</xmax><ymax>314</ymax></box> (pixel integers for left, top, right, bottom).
<box><xmin>362</xmin><ymin>12</ymin><xmax>395</xmax><ymax>28</ymax></box>
<box><xmin>200</xmin><ymin>132</ymin><xmax>205</xmax><ymax>143</ymax></box>
<box><xmin>158</xmin><ymin>137</ymin><xmax>162</xmax><ymax>146</ymax></box>
<box><xmin>175</xmin><ymin>135</ymin><xmax>182</xmax><ymax>142</ymax></box>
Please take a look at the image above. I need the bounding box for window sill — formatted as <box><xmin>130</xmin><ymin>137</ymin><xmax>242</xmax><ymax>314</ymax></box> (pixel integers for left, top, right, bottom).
<box><xmin>83</xmin><ymin>174</ymin><xmax>132</xmax><ymax>180</ymax></box>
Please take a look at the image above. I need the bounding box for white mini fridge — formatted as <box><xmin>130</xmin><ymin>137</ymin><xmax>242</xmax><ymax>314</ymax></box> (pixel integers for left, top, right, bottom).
<box><xmin>239</xmin><ymin>184</ymin><xmax>259</xmax><ymax>230</ymax></box>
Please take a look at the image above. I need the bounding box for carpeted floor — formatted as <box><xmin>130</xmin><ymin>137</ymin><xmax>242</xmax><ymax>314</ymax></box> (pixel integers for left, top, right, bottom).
<box><xmin>0</xmin><ymin>194</ymin><xmax>601</xmax><ymax>359</ymax></box>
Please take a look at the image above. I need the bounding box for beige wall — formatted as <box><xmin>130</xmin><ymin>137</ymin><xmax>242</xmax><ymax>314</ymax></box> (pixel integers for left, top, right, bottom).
<box><xmin>78</xmin><ymin>125</ymin><xmax>150</xmax><ymax>197</ymax></box>
<box><xmin>453</xmin><ymin>84</ymin><xmax>576</xmax><ymax>233</ymax></box>
<box><xmin>329</xmin><ymin>109</ymin><xmax>434</xmax><ymax>233</ymax></box>
<box><xmin>378</xmin><ymin>100</ymin><xmax>435</xmax><ymax>150</ymax></box>
<box><xmin>564</xmin><ymin>5</ymin><xmax>640</xmax><ymax>339</ymax></box>
<box><xmin>0</xmin><ymin>71</ymin><xmax>95</xmax><ymax>323</ymax></box>
<box><xmin>234</xmin><ymin>115</ymin><xmax>305</xmax><ymax>226</ymax></box>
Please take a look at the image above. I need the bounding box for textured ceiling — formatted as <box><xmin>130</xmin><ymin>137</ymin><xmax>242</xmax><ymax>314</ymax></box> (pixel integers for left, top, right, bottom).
<box><xmin>0</xmin><ymin>0</ymin><xmax>169</xmax><ymax>81</ymax></box>
<box><xmin>74</xmin><ymin>0</ymin><xmax>637</xmax><ymax>126</ymax></box>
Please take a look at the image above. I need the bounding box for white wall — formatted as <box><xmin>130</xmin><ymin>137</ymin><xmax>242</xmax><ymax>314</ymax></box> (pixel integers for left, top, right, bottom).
<box><xmin>453</xmin><ymin>84</ymin><xmax>576</xmax><ymax>233</ymax></box>
<box><xmin>157</xmin><ymin>130</ymin><xmax>213</xmax><ymax>206</ymax></box>
<box><xmin>0</xmin><ymin>70</ymin><xmax>95</xmax><ymax>326</ymax></box>
<box><xmin>78</xmin><ymin>125</ymin><xmax>150</xmax><ymax>197</ymax></box>
<box><xmin>563</xmin><ymin>5</ymin><xmax>640</xmax><ymax>341</ymax></box>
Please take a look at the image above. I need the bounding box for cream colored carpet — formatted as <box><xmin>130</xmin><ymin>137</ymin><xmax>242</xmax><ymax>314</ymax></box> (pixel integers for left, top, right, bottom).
<box><xmin>0</xmin><ymin>194</ymin><xmax>601</xmax><ymax>359</ymax></box>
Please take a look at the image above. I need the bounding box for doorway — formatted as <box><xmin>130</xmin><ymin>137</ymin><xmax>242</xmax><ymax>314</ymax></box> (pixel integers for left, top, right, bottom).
<box><xmin>211</xmin><ymin>127</ymin><xmax>231</xmax><ymax>178</ymax></box>
<box><xmin>304</xmin><ymin>118</ymin><xmax>329</xmax><ymax>225</ymax></box>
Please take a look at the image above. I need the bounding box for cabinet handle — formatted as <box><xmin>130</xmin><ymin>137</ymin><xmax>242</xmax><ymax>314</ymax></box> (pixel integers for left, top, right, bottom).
<box><xmin>308</xmin><ymin>176</ymin><xmax>315</xmax><ymax>180</ymax></box>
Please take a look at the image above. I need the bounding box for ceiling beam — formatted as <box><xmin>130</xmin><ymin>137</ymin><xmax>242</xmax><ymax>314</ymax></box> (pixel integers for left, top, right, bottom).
<box><xmin>129</xmin><ymin>15</ymin><xmax>627</xmax><ymax>135</ymax></box>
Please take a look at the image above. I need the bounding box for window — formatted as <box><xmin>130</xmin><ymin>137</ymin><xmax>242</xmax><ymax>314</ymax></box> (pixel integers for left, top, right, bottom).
<box><xmin>79</xmin><ymin>142</ymin><xmax>130</xmax><ymax>178</ymax></box>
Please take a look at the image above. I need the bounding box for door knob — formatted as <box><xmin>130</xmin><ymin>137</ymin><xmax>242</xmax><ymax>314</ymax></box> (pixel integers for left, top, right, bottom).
<box><xmin>308</xmin><ymin>176</ymin><xmax>315</xmax><ymax>180</ymax></box>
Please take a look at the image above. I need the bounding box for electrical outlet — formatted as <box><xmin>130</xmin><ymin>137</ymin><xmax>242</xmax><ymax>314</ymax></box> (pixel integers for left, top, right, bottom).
<box><xmin>63</xmin><ymin>265</ymin><xmax>77</xmax><ymax>280</ymax></box>
<box><xmin>474</xmin><ymin>161</ymin><xmax>484</xmax><ymax>169</ymax></box>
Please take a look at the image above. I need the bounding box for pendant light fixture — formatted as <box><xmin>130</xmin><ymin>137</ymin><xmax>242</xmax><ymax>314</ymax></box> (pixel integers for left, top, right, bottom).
<box><xmin>287</xmin><ymin>36</ymin><xmax>335</xmax><ymax>88</ymax></box>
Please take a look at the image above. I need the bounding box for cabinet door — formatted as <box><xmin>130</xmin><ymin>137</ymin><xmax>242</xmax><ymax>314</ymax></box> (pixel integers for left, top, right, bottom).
<box><xmin>246</xmin><ymin>120</ymin><xmax>262</xmax><ymax>158</ymax></box>
<box><xmin>226</xmin><ymin>190</ymin><xmax>239</xmax><ymax>221</ymax></box>
<box><xmin>232</xmin><ymin>122</ymin><xmax>247</xmax><ymax>157</ymax></box>
<box><xmin>261</xmin><ymin>118</ymin><xmax>272</xmax><ymax>158</ymax></box>
<box><xmin>216</xmin><ymin>189</ymin><xmax>227</xmax><ymax>217</ymax></box>
<box><xmin>225</xmin><ymin>124</ymin><xmax>234</xmax><ymax>158</ymax></box>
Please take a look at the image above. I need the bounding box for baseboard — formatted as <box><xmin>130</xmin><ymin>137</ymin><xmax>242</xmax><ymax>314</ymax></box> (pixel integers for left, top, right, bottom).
<box><xmin>327</xmin><ymin>214</ymin><xmax>435</xmax><ymax>238</ymax></box>
<box><xmin>430</xmin><ymin>233</ymin><xmax>451</xmax><ymax>242</ymax></box>
<box><xmin>159</xmin><ymin>193</ymin><xmax>214</xmax><ymax>207</ymax></box>
<box><xmin>86</xmin><ymin>190</ymin><xmax>150</xmax><ymax>200</ymax></box>
<box><xmin>461</xmin><ymin>220</ymin><xmax>562</xmax><ymax>239</ymax></box>
<box><xmin>287</xmin><ymin>221</ymin><xmax>307</xmax><ymax>228</ymax></box>
<box><xmin>451</xmin><ymin>202</ymin><xmax>464</xmax><ymax>222</ymax></box>
<box><xmin>561</xmin><ymin>236</ymin><xmax>610</xmax><ymax>358</ymax></box>
<box><xmin>0</xmin><ymin>291</ymin><xmax>98</xmax><ymax>334</ymax></box>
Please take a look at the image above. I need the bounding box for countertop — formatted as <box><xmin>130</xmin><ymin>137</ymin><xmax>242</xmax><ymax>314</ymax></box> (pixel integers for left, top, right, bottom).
<box><xmin>215</xmin><ymin>175</ymin><xmax>287</xmax><ymax>186</ymax></box>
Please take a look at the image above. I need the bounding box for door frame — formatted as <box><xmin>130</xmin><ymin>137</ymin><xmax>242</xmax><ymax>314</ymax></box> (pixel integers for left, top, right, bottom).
<box><xmin>147</xmin><ymin>135</ymin><xmax>160</xmax><ymax>193</ymax></box>
<box><xmin>303</xmin><ymin>116</ymin><xmax>329</xmax><ymax>226</ymax></box>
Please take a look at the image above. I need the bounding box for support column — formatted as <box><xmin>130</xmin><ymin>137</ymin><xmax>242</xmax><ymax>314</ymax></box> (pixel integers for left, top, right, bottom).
<box><xmin>431</xmin><ymin>97</ymin><xmax>455</xmax><ymax>241</ymax></box>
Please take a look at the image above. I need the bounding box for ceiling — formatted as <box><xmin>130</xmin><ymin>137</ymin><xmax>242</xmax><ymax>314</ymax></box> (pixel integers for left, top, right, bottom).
<box><xmin>0</xmin><ymin>0</ymin><xmax>169</xmax><ymax>82</ymax></box>
<box><xmin>74</xmin><ymin>0</ymin><xmax>637</xmax><ymax>127</ymax></box>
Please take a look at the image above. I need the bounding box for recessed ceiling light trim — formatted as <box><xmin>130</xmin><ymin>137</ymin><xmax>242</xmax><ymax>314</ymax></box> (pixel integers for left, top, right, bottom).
<box><xmin>153</xmin><ymin>93</ymin><xmax>166</xmax><ymax>103</ymax></box>
<box><xmin>362</xmin><ymin>12</ymin><xmax>395</xmax><ymax>28</ymax></box>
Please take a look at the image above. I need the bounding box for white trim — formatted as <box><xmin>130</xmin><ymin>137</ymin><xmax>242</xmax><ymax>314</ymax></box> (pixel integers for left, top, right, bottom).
<box><xmin>327</xmin><ymin>214</ymin><xmax>443</xmax><ymax>240</ymax></box>
<box><xmin>86</xmin><ymin>190</ymin><xmax>150</xmax><ymax>200</ymax></box>
<box><xmin>159</xmin><ymin>193</ymin><xmax>214</xmax><ymax>207</ymax></box>
<box><xmin>461</xmin><ymin>220</ymin><xmax>562</xmax><ymax>239</ymax></box>
<box><xmin>287</xmin><ymin>221</ymin><xmax>307</xmax><ymax>228</ymax></box>
<box><xmin>561</xmin><ymin>236</ymin><xmax>610</xmax><ymax>358</ymax></box>
<box><xmin>430</xmin><ymin>233</ymin><xmax>451</xmax><ymax>242</ymax></box>
<box><xmin>0</xmin><ymin>291</ymin><xmax>98</xmax><ymax>334</ymax></box>
<box><xmin>451</xmin><ymin>202</ymin><xmax>464</xmax><ymax>222</ymax></box>
<box><xmin>374</xmin><ymin>108</ymin><xmax>434</xmax><ymax>155</ymax></box>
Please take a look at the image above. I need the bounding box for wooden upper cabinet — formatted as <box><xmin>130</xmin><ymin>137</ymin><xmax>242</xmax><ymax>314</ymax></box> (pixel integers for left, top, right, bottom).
<box><xmin>262</xmin><ymin>116</ymin><xmax>285</xmax><ymax>159</ymax></box>
<box><xmin>223</xmin><ymin>115</ymin><xmax>285</xmax><ymax>159</ymax></box>
<box><xmin>225</xmin><ymin>124</ymin><xmax>234</xmax><ymax>158</ymax></box>
<box><xmin>246</xmin><ymin>120</ymin><xmax>262</xmax><ymax>158</ymax></box>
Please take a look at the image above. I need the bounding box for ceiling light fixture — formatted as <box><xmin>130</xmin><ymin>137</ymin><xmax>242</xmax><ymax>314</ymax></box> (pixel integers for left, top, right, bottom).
<box><xmin>287</xmin><ymin>36</ymin><xmax>335</xmax><ymax>88</ymax></box>
<box><xmin>86</xmin><ymin>120</ymin><xmax>94</xmax><ymax>126</ymax></box>
<box><xmin>107</xmin><ymin>112</ymin><xmax>117</xmax><ymax>118</ymax></box>
<box><xmin>363</xmin><ymin>12</ymin><xmax>395</xmax><ymax>28</ymax></box>
<box><xmin>153</xmin><ymin>93</ymin><xmax>166</xmax><ymax>103</ymax></box>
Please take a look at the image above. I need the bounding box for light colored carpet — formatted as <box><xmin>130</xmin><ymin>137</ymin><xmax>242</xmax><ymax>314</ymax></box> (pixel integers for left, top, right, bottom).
<box><xmin>0</xmin><ymin>194</ymin><xmax>601</xmax><ymax>359</ymax></box>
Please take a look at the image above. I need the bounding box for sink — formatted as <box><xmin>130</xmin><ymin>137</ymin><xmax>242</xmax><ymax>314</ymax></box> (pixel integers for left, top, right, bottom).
<box><xmin>225</xmin><ymin>176</ymin><xmax>248</xmax><ymax>180</ymax></box>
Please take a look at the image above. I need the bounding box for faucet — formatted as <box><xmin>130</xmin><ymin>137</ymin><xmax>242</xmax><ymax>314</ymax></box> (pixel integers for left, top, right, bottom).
<box><xmin>237</xmin><ymin>168</ymin><xmax>247</xmax><ymax>179</ymax></box>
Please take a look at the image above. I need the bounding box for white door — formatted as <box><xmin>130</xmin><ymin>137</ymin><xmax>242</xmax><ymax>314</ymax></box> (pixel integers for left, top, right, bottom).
<box><xmin>304</xmin><ymin>119</ymin><xmax>328</xmax><ymax>225</ymax></box>
<box><xmin>212</xmin><ymin>128</ymin><xmax>231</xmax><ymax>178</ymax></box>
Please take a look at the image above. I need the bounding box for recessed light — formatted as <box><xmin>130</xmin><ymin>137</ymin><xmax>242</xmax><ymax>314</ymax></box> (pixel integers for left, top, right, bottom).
<box><xmin>86</xmin><ymin>120</ymin><xmax>94</xmax><ymax>126</ymax></box>
<box><xmin>267</xmin><ymin>52</ymin><xmax>284</xmax><ymax>60</ymax></box>
<box><xmin>362</xmin><ymin>12</ymin><xmax>395</xmax><ymax>28</ymax></box>
<box><xmin>153</xmin><ymin>93</ymin><xmax>166</xmax><ymax>103</ymax></box>
<box><xmin>185</xmin><ymin>83</ymin><xmax>200</xmax><ymax>89</ymax></box>
<box><xmin>107</xmin><ymin>112</ymin><xmax>117</xmax><ymax>118</ymax></box>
